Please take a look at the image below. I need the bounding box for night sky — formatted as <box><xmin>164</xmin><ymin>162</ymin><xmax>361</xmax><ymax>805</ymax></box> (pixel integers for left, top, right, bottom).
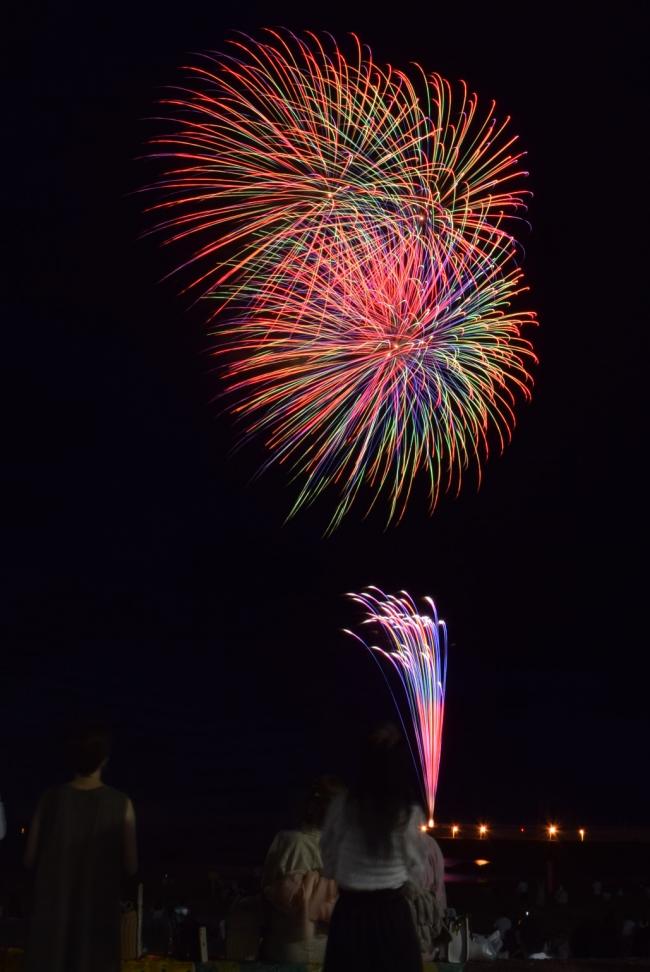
<box><xmin>3</xmin><ymin>1</ymin><xmax>647</xmax><ymax>866</ymax></box>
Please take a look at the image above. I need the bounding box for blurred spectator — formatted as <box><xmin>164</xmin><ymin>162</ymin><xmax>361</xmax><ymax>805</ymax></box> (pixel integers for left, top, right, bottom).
<box><xmin>494</xmin><ymin>915</ymin><xmax>514</xmax><ymax>955</ymax></box>
<box><xmin>23</xmin><ymin>725</ymin><xmax>137</xmax><ymax>972</ymax></box>
<box><xmin>260</xmin><ymin>775</ymin><xmax>343</xmax><ymax>964</ymax></box>
<box><xmin>403</xmin><ymin>831</ymin><xmax>446</xmax><ymax>959</ymax></box>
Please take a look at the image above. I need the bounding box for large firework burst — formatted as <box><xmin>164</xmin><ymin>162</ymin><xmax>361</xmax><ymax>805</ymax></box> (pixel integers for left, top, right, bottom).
<box><xmin>146</xmin><ymin>30</ymin><xmax>537</xmax><ymax>527</ymax></box>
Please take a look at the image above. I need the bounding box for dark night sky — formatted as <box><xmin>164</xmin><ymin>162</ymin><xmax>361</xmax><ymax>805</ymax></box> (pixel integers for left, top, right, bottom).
<box><xmin>2</xmin><ymin>1</ymin><xmax>648</xmax><ymax>864</ymax></box>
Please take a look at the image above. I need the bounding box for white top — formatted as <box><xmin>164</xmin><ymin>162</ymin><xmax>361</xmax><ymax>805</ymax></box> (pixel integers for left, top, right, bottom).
<box><xmin>320</xmin><ymin>793</ymin><xmax>428</xmax><ymax>891</ymax></box>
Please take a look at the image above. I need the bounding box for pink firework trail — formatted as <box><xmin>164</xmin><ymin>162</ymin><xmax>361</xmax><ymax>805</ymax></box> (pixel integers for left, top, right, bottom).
<box><xmin>346</xmin><ymin>588</ymin><xmax>448</xmax><ymax>825</ymax></box>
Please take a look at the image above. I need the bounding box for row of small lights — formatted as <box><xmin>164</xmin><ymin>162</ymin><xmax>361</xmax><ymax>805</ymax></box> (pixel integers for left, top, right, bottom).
<box><xmin>422</xmin><ymin>822</ymin><xmax>587</xmax><ymax>841</ymax></box>
<box><xmin>18</xmin><ymin>822</ymin><xmax>587</xmax><ymax>842</ymax></box>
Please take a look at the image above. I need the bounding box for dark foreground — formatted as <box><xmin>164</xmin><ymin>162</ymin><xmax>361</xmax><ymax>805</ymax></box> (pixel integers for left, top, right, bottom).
<box><xmin>1</xmin><ymin>829</ymin><xmax>649</xmax><ymax>963</ymax></box>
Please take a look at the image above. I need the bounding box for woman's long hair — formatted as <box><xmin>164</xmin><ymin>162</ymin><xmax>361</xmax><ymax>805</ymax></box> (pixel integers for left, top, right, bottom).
<box><xmin>348</xmin><ymin>724</ymin><xmax>418</xmax><ymax>856</ymax></box>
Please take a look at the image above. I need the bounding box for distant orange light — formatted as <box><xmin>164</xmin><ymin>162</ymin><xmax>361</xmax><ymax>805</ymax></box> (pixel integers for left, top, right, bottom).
<box><xmin>547</xmin><ymin>824</ymin><xmax>558</xmax><ymax>839</ymax></box>
<box><xmin>479</xmin><ymin>824</ymin><xmax>488</xmax><ymax>837</ymax></box>
<box><xmin>474</xmin><ymin>859</ymin><xmax>490</xmax><ymax>867</ymax></box>
<box><xmin>420</xmin><ymin>824</ymin><xmax>428</xmax><ymax>832</ymax></box>
<box><xmin>19</xmin><ymin>826</ymin><xmax>26</xmax><ymax>835</ymax></box>
<box><xmin>520</xmin><ymin>826</ymin><xmax>525</xmax><ymax>833</ymax></box>
<box><xmin>428</xmin><ymin>817</ymin><xmax>434</xmax><ymax>828</ymax></box>
<box><xmin>451</xmin><ymin>825</ymin><xmax>459</xmax><ymax>838</ymax></box>
<box><xmin>579</xmin><ymin>828</ymin><xmax>586</xmax><ymax>842</ymax></box>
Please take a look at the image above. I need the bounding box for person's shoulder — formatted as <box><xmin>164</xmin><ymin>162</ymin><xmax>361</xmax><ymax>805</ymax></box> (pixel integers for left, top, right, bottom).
<box><xmin>265</xmin><ymin>828</ymin><xmax>320</xmax><ymax>875</ymax></box>
<box><xmin>31</xmin><ymin>785</ymin><xmax>69</xmax><ymax>815</ymax></box>
<box><xmin>99</xmin><ymin>787</ymin><xmax>134</xmax><ymax>825</ymax></box>
<box><xmin>102</xmin><ymin>784</ymin><xmax>129</xmax><ymax>797</ymax></box>
<box><xmin>101</xmin><ymin>785</ymin><xmax>131</xmax><ymax>808</ymax></box>
<box><xmin>408</xmin><ymin>802</ymin><xmax>426</xmax><ymax>823</ymax></box>
<box><xmin>269</xmin><ymin>829</ymin><xmax>303</xmax><ymax>850</ymax></box>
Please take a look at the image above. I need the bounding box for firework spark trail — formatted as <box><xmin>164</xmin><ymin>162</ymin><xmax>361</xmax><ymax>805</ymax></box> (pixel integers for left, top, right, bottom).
<box><xmin>146</xmin><ymin>30</ymin><xmax>529</xmax><ymax>302</ymax></box>
<box><xmin>146</xmin><ymin>30</ymin><xmax>430</xmax><ymax>299</ymax></box>
<box><xmin>346</xmin><ymin>588</ymin><xmax>448</xmax><ymax>825</ymax></box>
<box><xmin>220</xmin><ymin>216</ymin><xmax>537</xmax><ymax>531</ymax></box>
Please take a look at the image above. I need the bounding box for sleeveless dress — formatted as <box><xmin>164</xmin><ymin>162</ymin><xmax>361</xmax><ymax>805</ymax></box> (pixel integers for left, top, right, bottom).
<box><xmin>25</xmin><ymin>783</ymin><xmax>128</xmax><ymax>972</ymax></box>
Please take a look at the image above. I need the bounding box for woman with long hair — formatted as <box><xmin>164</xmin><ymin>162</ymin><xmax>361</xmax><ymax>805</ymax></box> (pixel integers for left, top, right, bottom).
<box><xmin>321</xmin><ymin>724</ymin><xmax>428</xmax><ymax>971</ymax></box>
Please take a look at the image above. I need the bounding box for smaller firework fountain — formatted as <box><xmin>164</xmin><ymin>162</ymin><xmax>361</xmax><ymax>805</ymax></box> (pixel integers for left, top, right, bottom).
<box><xmin>346</xmin><ymin>587</ymin><xmax>447</xmax><ymax>826</ymax></box>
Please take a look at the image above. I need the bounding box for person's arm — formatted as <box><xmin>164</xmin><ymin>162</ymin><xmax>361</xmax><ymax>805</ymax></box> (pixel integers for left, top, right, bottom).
<box><xmin>24</xmin><ymin>802</ymin><xmax>42</xmax><ymax>868</ymax></box>
<box><xmin>264</xmin><ymin>869</ymin><xmax>337</xmax><ymax>932</ymax></box>
<box><xmin>124</xmin><ymin>798</ymin><xmax>138</xmax><ymax>876</ymax></box>
<box><xmin>402</xmin><ymin>805</ymin><xmax>429</xmax><ymax>890</ymax></box>
<box><xmin>306</xmin><ymin>872</ymin><xmax>338</xmax><ymax>924</ymax></box>
<box><xmin>320</xmin><ymin>793</ymin><xmax>346</xmax><ymax>880</ymax></box>
<box><xmin>262</xmin><ymin>831</ymin><xmax>336</xmax><ymax>922</ymax></box>
<box><xmin>264</xmin><ymin>870</ymin><xmax>310</xmax><ymax>916</ymax></box>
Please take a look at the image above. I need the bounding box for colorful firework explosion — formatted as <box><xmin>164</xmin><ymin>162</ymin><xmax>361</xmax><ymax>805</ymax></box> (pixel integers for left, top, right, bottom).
<box><xmin>146</xmin><ymin>30</ymin><xmax>537</xmax><ymax>527</ymax></box>
<box><xmin>221</xmin><ymin>217</ymin><xmax>536</xmax><ymax>531</ymax></box>
<box><xmin>346</xmin><ymin>588</ymin><xmax>448</xmax><ymax>825</ymax></box>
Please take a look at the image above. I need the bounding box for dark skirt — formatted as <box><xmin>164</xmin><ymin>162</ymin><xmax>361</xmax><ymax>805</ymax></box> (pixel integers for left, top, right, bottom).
<box><xmin>324</xmin><ymin>887</ymin><xmax>422</xmax><ymax>972</ymax></box>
